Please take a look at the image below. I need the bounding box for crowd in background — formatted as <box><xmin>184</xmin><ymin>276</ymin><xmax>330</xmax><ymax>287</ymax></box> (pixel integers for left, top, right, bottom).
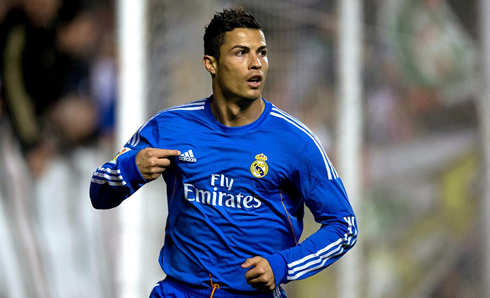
<box><xmin>0</xmin><ymin>0</ymin><xmax>117</xmax><ymax>297</ymax></box>
<box><xmin>0</xmin><ymin>0</ymin><xmax>116</xmax><ymax>175</ymax></box>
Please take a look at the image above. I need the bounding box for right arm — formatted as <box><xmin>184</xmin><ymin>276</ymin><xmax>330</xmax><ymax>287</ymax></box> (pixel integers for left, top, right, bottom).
<box><xmin>90</xmin><ymin>148</ymin><xmax>145</xmax><ymax>209</ymax></box>
<box><xmin>89</xmin><ymin>117</ymin><xmax>180</xmax><ymax>209</ymax></box>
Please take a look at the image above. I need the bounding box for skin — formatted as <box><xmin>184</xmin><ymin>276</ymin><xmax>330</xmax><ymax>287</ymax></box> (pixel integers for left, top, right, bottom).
<box><xmin>136</xmin><ymin>148</ymin><xmax>180</xmax><ymax>181</ymax></box>
<box><xmin>136</xmin><ymin>28</ymin><xmax>275</xmax><ymax>291</ymax></box>
<box><xmin>203</xmin><ymin>28</ymin><xmax>268</xmax><ymax>127</ymax></box>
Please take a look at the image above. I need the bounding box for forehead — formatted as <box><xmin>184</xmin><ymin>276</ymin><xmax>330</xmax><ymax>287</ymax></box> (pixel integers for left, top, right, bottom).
<box><xmin>222</xmin><ymin>28</ymin><xmax>266</xmax><ymax>49</ymax></box>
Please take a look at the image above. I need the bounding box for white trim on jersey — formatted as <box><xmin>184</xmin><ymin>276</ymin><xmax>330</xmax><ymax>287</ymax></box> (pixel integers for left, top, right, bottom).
<box><xmin>91</xmin><ymin>167</ymin><xmax>126</xmax><ymax>186</ymax></box>
<box><xmin>285</xmin><ymin>216</ymin><xmax>357</xmax><ymax>281</ymax></box>
<box><xmin>91</xmin><ymin>178</ymin><xmax>126</xmax><ymax>186</ymax></box>
<box><xmin>97</xmin><ymin>167</ymin><xmax>121</xmax><ymax>175</ymax></box>
<box><xmin>270</xmin><ymin>107</ymin><xmax>338</xmax><ymax>180</ymax></box>
<box><xmin>129</xmin><ymin>100</ymin><xmax>206</xmax><ymax>147</ymax></box>
<box><xmin>165</xmin><ymin>101</ymin><xmax>205</xmax><ymax>112</ymax></box>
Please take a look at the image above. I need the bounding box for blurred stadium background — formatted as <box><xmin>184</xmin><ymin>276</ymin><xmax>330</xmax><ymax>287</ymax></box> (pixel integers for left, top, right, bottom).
<box><xmin>1</xmin><ymin>0</ymin><xmax>489</xmax><ymax>297</ymax></box>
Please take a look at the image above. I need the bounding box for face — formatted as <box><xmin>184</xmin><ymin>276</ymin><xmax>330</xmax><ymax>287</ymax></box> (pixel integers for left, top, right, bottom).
<box><xmin>205</xmin><ymin>28</ymin><xmax>269</xmax><ymax>102</ymax></box>
<box><xmin>23</xmin><ymin>0</ymin><xmax>60</xmax><ymax>28</ymax></box>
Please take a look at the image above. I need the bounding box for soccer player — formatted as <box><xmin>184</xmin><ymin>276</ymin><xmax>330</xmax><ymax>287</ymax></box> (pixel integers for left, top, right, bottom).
<box><xmin>90</xmin><ymin>7</ymin><xmax>357</xmax><ymax>298</ymax></box>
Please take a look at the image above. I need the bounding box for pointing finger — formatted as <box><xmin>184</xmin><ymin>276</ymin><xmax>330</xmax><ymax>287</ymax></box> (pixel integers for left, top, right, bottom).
<box><xmin>161</xmin><ymin>149</ymin><xmax>181</xmax><ymax>157</ymax></box>
<box><xmin>144</xmin><ymin>148</ymin><xmax>181</xmax><ymax>158</ymax></box>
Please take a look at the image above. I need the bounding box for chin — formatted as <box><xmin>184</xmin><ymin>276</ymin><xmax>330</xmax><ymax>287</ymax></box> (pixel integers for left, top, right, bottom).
<box><xmin>245</xmin><ymin>90</ymin><xmax>262</xmax><ymax>100</ymax></box>
<box><xmin>225</xmin><ymin>88</ymin><xmax>262</xmax><ymax>102</ymax></box>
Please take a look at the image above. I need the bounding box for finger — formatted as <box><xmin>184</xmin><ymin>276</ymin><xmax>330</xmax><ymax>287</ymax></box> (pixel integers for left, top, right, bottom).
<box><xmin>141</xmin><ymin>148</ymin><xmax>180</xmax><ymax>159</ymax></box>
<box><xmin>149</xmin><ymin>158</ymin><xmax>172</xmax><ymax>168</ymax></box>
<box><xmin>244</xmin><ymin>262</ymin><xmax>269</xmax><ymax>281</ymax></box>
<box><xmin>247</xmin><ymin>273</ymin><xmax>274</xmax><ymax>290</ymax></box>
<box><xmin>241</xmin><ymin>256</ymin><xmax>261</xmax><ymax>269</ymax></box>
<box><xmin>245</xmin><ymin>268</ymin><xmax>262</xmax><ymax>281</ymax></box>
<box><xmin>154</xmin><ymin>149</ymin><xmax>181</xmax><ymax>158</ymax></box>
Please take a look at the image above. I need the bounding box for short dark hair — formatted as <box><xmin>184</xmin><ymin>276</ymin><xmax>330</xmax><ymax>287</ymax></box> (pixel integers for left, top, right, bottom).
<box><xmin>204</xmin><ymin>7</ymin><xmax>262</xmax><ymax>61</ymax></box>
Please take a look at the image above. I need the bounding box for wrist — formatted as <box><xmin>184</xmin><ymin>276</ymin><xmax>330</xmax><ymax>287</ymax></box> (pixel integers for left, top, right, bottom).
<box><xmin>119</xmin><ymin>152</ymin><xmax>148</xmax><ymax>187</ymax></box>
<box><xmin>264</xmin><ymin>253</ymin><xmax>287</xmax><ymax>287</ymax></box>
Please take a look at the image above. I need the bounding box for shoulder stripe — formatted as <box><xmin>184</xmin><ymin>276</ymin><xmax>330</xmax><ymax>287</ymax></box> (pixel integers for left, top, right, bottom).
<box><xmin>129</xmin><ymin>100</ymin><xmax>206</xmax><ymax>147</ymax></box>
<box><xmin>167</xmin><ymin>106</ymin><xmax>204</xmax><ymax>111</ymax></box>
<box><xmin>163</xmin><ymin>100</ymin><xmax>205</xmax><ymax>112</ymax></box>
<box><xmin>270</xmin><ymin>107</ymin><xmax>338</xmax><ymax>180</ymax></box>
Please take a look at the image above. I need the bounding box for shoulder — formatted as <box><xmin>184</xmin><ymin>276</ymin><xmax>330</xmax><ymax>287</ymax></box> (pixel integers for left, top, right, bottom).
<box><xmin>126</xmin><ymin>99</ymin><xmax>207</xmax><ymax>147</ymax></box>
<box><xmin>150</xmin><ymin>99</ymin><xmax>206</xmax><ymax>122</ymax></box>
<box><xmin>267</xmin><ymin>104</ymin><xmax>317</xmax><ymax>143</ymax></box>
<box><xmin>267</xmin><ymin>104</ymin><xmax>329</xmax><ymax>160</ymax></box>
<box><xmin>133</xmin><ymin>99</ymin><xmax>207</xmax><ymax>134</ymax></box>
<box><xmin>268</xmin><ymin>104</ymin><xmax>338</xmax><ymax>180</ymax></box>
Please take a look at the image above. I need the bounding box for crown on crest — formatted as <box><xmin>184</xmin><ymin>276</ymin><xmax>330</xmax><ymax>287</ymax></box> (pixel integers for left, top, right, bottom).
<box><xmin>255</xmin><ymin>153</ymin><xmax>268</xmax><ymax>161</ymax></box>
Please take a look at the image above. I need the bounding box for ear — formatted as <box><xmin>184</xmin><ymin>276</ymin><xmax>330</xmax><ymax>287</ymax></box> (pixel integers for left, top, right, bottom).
<box><xmin>203</xmin><ymin>55</ymin><xmax>217</xmax><ymax>75</ymax></box>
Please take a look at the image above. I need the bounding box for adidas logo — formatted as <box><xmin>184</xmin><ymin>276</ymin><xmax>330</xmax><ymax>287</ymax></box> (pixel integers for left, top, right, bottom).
<box><xmin>179</xmin><ymin>149</ymin><xmax>197</xmax><ymax>163</ymax></box>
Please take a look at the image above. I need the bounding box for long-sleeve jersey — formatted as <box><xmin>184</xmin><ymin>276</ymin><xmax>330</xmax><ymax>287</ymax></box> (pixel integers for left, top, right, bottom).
<box><xmin>90</xmin><ymin>97</ymin><xmax>358</xmax><ymax>292</ymax></box>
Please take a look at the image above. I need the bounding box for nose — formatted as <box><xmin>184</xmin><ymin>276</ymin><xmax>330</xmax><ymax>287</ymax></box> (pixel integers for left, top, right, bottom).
<box><xmin>250</xmin><ymin>54</ymin><xmax>262</xmax><ymax>70</ymax></box>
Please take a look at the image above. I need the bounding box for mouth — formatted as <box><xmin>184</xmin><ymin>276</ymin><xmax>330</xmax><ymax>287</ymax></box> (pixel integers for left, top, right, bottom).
<box><xmin>247</xmin><ymin>74</ymin><xmax>263</xmax><ymax>89</ymax></box>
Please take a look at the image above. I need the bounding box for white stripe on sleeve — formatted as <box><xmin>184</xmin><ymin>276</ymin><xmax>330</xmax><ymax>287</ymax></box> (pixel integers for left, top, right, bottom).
<box><xmin>286</xmin><ymin>216</ymin><xmax>357</xmax><ymax>281</ymax></box>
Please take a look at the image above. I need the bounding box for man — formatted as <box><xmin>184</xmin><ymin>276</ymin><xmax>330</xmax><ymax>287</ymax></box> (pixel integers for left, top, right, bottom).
<box><xmin>90</xmin><ymin>7</ymin><xmax>357</xmax><ymax>298</ymax></box>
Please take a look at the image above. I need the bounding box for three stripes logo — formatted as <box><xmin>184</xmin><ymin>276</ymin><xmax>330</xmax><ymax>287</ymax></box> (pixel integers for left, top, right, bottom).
<box><xmin>179</xmin><ymin>149</ymin><xmax>197</xmax><ymax>163</ymax></box>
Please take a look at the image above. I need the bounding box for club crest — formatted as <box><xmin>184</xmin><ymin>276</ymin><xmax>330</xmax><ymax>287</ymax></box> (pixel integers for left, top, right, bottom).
<box><xmin>250</xmin><ymin>153</ymin><xmax>269</xmax><ymax>178</ymax></box>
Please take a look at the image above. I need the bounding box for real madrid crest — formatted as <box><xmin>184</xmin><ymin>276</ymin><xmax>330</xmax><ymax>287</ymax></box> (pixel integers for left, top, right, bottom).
<box><xmin>250</xmin><ymin>153</ymin><xmax>269</xmax><ymax>178</ymax></box>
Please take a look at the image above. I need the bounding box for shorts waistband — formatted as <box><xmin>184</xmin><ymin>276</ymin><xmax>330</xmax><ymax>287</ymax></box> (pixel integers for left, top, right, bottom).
<box><xmin>165</xmin><ymin>276</ymin><xmax>278</xmax><ymax>298</ymax></box>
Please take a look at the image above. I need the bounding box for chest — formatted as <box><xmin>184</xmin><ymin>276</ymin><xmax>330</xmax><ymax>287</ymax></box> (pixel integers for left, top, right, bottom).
<box><xmin>164</xmin><ymin>130</ymin><xmax>292</xmax><ymax>195</ymax></box>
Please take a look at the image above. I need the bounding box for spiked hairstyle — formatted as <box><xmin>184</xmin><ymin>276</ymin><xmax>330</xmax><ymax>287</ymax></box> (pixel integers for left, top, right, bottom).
<box><xmin>204</xmin><ymin>7</ymin><xmax>262</xmax><ymax>61</ymax></box>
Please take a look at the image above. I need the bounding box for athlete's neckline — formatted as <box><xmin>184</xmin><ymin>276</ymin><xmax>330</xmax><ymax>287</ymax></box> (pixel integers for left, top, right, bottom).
<box><xmin>203</xmin><ymin>96</ymin><xmax>272</xmax><ymax>134</ymax></box>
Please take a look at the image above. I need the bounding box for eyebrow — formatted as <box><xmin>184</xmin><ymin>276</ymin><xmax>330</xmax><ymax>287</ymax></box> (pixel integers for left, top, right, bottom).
<box><xmin>231</xmin><ymin>45</ymin><xmax>268</xmax><ymax>51</ymax></box>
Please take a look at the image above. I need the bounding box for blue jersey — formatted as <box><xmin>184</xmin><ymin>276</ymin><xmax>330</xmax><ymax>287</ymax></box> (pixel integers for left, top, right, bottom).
<box><xmin>90</xmin><ymin>97</ymin><xmax>357</xmax><ymax>292</ymax></box>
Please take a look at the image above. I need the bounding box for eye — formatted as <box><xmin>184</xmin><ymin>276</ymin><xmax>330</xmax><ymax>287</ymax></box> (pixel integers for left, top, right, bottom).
<box><xmin>259</xmin><ymin>50</ymin><xmax>267</xmax><ymax>57</ymax></box>
<box><xmin>236</xmin><ymin>50</ymin><xmax>245</xmax><ymax>56</ymax></box>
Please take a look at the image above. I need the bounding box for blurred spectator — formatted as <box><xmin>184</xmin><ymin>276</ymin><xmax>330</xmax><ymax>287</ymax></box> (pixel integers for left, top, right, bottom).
<box><xmin>0</xmin><ymin>0</ymin><xmax>59</xmax><ymax>178</ymax></box>
<box><xmin>89</xmin><ymin>4</ymin><xmax>117</xmax><ymax>141</ymax></box>
<box><xmin>48</xmin><ymin>7</ymin><xmax>102</xmax><ymax>151</ymax></box>
<box><xmin>0</xmin><ymin>0</ymin><xmax>103</xmax><ymax>179</ymax></box>
<box><xmin>0</xmin><ymin>1</ymin><xmax>116</xmax><ymax>297</ymax></box>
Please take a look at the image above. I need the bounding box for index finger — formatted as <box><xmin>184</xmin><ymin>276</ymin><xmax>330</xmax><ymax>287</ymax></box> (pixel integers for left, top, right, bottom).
<box><xmin>151</xmin><ymin>148</ymin><xmax>181</xmax><ymax>158</ymax></box>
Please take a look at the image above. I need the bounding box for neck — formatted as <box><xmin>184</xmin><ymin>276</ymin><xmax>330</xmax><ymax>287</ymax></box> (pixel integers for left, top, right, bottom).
<box><xmin>209</xmin><ymin>94</ymin><xmax>265</xmax><ymax>127</ymax></box>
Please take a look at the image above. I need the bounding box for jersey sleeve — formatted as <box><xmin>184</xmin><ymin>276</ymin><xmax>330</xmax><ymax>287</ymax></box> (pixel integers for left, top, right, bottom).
<box><xmin>89</xmin><ymin>118</ymin><xmax>159</xmax><ymax>209</ymax></box>
<box><xmin>264</xmin><ymin>138</ymin><xmax>358</xmax><ymax>286</ymax></box>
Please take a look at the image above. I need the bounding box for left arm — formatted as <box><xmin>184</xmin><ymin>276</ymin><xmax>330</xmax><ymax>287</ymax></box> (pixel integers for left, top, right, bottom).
<box><xmin>265</xmin><ymin>180</ymin><xmax>357</xmax><ymax>286</ymax></box>
<box><xmin>243</xmin><ymin>141</ymin><xmax>358</xmax><ymax>289</ymax></box>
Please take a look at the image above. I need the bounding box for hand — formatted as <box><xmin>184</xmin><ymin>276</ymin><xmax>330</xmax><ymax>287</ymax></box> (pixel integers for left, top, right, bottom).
<box><xmin>241</xmin><ymin>256</ymin><xmax>275</xmax><ymax>291</ymax></box>
<box><xmin>136</xmin><ymin>148</ymin><xmax>180</xmax><ymax>181</ymax></box>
